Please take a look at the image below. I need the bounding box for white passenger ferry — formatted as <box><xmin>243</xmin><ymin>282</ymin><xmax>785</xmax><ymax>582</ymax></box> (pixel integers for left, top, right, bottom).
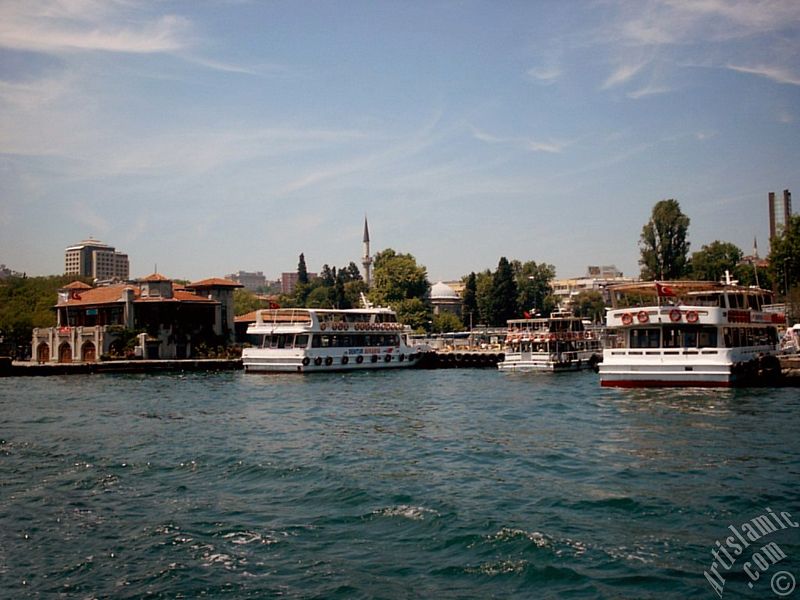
<box><xmin>498</xmin><ymin>311</ymin><xmax>603</xmax><ymax>372</ymax></box>
<box><xmin>242</xmin><ymin>307</ymin><xmax>422</xmax><ymax>373</ymax></box>
<box><xmin>599</xmin><ymin>280</ymin><xmax>785</xmax><ymax>387</ymax></box>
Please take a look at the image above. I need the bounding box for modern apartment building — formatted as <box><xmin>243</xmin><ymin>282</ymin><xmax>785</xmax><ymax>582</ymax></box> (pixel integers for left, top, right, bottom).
<box><xmin>65</xmin><ymin>239</ymin><xmax>129</xmax><ymax>281</ymax></box>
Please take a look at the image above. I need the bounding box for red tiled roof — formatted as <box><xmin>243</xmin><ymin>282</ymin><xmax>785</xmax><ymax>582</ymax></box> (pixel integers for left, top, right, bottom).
<box><xmin>56</xmin><ymin>284</ymin><xmax>218</xmax><ymax>307</ymax></box>
<box><xmin>187</xmin><ymin>277</ymin><xmax>243</xmax><ymax>288</ymax></box>
<box><xmin>235</xmin><ymin>310</ymin><xmax>258</xmax><ymax>323</ymax></box>
<box><xmin>141</xmin><ymin>273</ymin><xmax>170</xmax><ymax>282</ymax></box>
<box><xmin>63</xmin><ymin>281</ymin><xmax>93</xmax><ymax>290</ymax></box>
<box><xmin>57</xmin><ymin>284</ymin><xmax>135</xmax><ymax>307</ymax></box>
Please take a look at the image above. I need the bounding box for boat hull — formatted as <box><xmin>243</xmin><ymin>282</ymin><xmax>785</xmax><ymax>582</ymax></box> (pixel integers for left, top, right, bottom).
<box><xmin>242</xmin><ymin>349</ymin><xmax>420</xmax><ymax>373</ymax></box>
<box><xmin>498</xmin><ymin>351</ymin><xmax>600</xmax><ymax>373</ymax></box>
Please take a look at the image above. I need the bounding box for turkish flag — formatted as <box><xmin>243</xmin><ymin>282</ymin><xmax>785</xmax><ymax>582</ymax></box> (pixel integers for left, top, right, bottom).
<box><xmin>655</xmin><ymin>282</ymin><xmax>675</xmax><ymax>297</ymax></box>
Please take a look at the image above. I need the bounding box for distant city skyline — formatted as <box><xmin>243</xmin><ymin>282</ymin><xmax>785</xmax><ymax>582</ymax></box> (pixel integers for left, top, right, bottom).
<box><xmin>1</xmin><ymin>1</ymin><xmax>798</xmax><ymax>282</ymax></box>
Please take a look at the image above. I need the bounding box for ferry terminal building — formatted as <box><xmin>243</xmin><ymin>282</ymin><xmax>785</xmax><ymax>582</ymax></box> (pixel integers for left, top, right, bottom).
<box><xmin>32</xmin><ymin>275</ymin><xmax>242</xmax><ymax>363</ymax></box>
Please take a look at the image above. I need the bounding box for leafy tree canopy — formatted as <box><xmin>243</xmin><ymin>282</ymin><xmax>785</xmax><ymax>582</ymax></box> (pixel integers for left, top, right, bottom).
<box><xmin>461</xmin><ymin>272</ymin><xmax>478</xmax><ymax>328</ymax></box>
<box><xmin>639</xmin><ymin>199</ymin><xmax>691</xmax><ymax>280</ymax></box>
<box><xmin>769</xmin><ymin>213</ymin><xmax>800</xmax><ymax>298</ymax></box>
<box><xmin>369</xmin><ymin>249</ymin><xmax>429</xmax><ymax>305</ymax></box>
<box><xmin>432</xmin><ymin>311</ymin><xmax>463</xmax><ymax>333</ymax></box>
<box><xmin>689</xmin><ymin>241</ymin><xmax>742</xmax><ymax>282</ymax></box>
<box><xmin>0</xmin><ymin>274</ymin><xmax>92</xmax><ymax>356</ymax></box>
<box><xmin>488</xmin><ymin>257</ymin><xmax>518</xmax><ymax>326</ymax></box>
<box><xmin>570</xmin><ymin>290</ymin><xmax>606</xmax><ymax>323</ymax></box>
<box><xmin>513</xmin><ymin>260</ymin><xmax>555</xmax><ymax>316</ymax></box>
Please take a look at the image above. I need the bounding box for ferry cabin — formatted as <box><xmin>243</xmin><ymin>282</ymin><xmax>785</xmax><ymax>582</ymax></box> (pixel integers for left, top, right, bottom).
<box><xmin>242</xmin><ymin>308</ymin><xmax>420</xmax><ymax>373</ymax></box>
<box><xmin>600</xmin><ymin>282</ymin><xmax>784</xmax><ymax>387</ymax></box>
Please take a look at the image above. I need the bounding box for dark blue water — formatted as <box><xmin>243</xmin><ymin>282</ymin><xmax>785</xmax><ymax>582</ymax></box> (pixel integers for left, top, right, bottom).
<box><xmin>1</xmin><ymin>370</ymin><xmax>798</xmax><ymax>598</ymax></box>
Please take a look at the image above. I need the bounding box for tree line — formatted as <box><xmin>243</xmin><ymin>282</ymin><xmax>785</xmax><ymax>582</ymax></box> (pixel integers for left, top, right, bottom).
<box><xmin>3</xmin><ymin>198</ymin><xmax>799</xmax><ymax>356</ymax></box>
<box><xmin>638</xmin><ymin>198</ymin><xmax>799</xmax><ymax>292</ymax></box>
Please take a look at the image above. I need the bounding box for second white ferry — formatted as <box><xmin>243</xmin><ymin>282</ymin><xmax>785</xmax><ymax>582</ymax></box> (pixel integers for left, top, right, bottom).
<box><xmin>600</xmin><ymin>279</ymin><xmax>785</xmax><ymax>387</ymax></box>
<box><xmin>242</xmin><ymin>307</ymin><xmax>423</xmax><ymax>373</ymax></box>
<box><xmin>497</xmin><ymin>311</ymin><xmax>603</xmax><ymax>372</ymax></box>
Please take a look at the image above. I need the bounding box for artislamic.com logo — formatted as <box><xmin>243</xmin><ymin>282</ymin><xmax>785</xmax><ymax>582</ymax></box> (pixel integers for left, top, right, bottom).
<box><xmin>704</xmin><ymin>508</ymin><xmax>798</xmax><ymax>597</ymax></box>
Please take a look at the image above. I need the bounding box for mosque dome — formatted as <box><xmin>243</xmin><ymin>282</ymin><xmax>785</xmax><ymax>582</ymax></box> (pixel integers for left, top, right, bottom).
<box><xmin>430</xmin><ymin>281</ymin><xmax>459</xmax><ymax>300</ymax></box>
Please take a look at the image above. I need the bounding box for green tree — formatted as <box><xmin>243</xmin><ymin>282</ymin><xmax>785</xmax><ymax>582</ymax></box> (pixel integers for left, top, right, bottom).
<box><xmin>461</xmin><ymin>272</ymin><xmax>478</xmax><ymax>329</ymax></box>
<box><xmin>297</xmin><ymin>253</ymin><xmax>309</xmax><ymax>285</ymax></box>
<box><xmin>432</xmin><ymin>311</ymin><xmax>463</xmax><ymax>333</ymax></box>
<box><xmin>0</xmin><ymin>274</ymin><xmax>92</xmax><ymax>358</ymax></box>
<box><xmin>305</xmin><ymin>286</ymin><xmax>333</xmax><ymax>308</ymax></box>
<box><xmin>474</xmin><ymin>269</ymin><xmax>494</xmax><ymax>325</ymax></box>
<box><xmin>344</xmin><ymin>280</ymin><xmax>369</xmax><ymax>308</ymax></box>
<box><xmin>489</xmin><ymin>257</ymin><xmax>518</xmax><ymax>326</ymax></box>
<box><xmin>513</xmin><ymin>260</ymin><xmax>555</xmax><ymax>315</ymax></box>
<box><xmin>339</xmin><ymin>262</ymin><xmax>363</xmax><ymax>283</ymax></box>
<box><xmin>639</xmin><ymin>199</ymin><xmax>691</xmax><ymax>280</ymax></box>
<box><xmin>234</xmin><ymin>288</ymin><xmax>264</xmax><ymax>315</ymax></box>
<box><xmin>769</xmin><ymin>213</ymin><xmax>800</xmax><ymax>299</ymax></box>
<box><xmin>570</xmin><ymin>290</ymin><xmax>606</xmax><ymax>323</ymax></box>
<box><xmin>319</xmin><ymin>264</ymin><xmax>335</xmax><ymax>286</ymax></box>
<box><xmin>690</xmin><ymin>241</ymin><xmax>743</xmax><ymax>282</ymax></box>
<box><xmin>394</xmin><ymin>298</ymin><xmax>430</xmax><ymax>332</ymax></box>
<box><xmin>369</xmin><ymin>249</ymin><xmax>429</xmax><ymax>305</ymax></box>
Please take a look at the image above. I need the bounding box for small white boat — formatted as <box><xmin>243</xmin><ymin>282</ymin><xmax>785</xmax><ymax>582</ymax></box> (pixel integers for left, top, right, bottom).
<box><xmin>497</xmin><ymin>311</ymin><xmax>603</xmax><ymax>372</ymax></box>
<box><xmin>599</xmin><ymin>280</ymin><xmax>785</xmax><ymax>387</ymax></box>
<box><xmin>242</xmin><ymin>307</ymin><xmax>422</xmax><ymax>373</ymax></box>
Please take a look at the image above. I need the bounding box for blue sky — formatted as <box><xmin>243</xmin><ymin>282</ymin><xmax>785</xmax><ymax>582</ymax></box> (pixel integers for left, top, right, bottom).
<box><xmin>1</xmin><ymin>0</ymin><xmax>798</xmax><ymax>282</ymax></box>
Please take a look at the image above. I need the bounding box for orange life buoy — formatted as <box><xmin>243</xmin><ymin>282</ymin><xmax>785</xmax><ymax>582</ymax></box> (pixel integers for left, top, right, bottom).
<box><xmin>669</xmin><ymin>309</ymin><xmax>682</xmax><ymax>323</ymax></box>
<box><xmin>621</xmin><ymin>313</ymin><xmax>633</xmax><ymax>325</ymax></box>
<box><xmin>637</xmin><ymin>311</ymin><xmax>649</xmax><ymax>324</ymax></box>
<box><xmin>584</xmin><ymin>331</ymin><xmax>591</xmax><ymax>340</ymax></box>
<box><xmin>549</xmin><ymin>333</ymin><xmax>557</xmax><ymax>341</ymax></box>
<box><xmin>686</xmin><ymin>310</ymin><xmax>699</xmax><ymax>323</ymax></box>
<box><xmin>320</xmin><ymin>323</ymin><xmax>327</xmax><ymax>331</ymax></box>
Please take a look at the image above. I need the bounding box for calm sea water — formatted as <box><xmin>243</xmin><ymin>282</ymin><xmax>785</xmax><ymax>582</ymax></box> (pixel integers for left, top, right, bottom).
<box><xmin>1</xmin><ymin>370</ymin><xmax>798</xmax><ymax>599</ymax></box>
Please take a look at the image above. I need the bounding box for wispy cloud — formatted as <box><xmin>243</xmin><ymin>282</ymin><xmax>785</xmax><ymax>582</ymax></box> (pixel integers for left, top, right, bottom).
<box><xmin>0</xmin><ymin>2</ymin><xmax>190</xmax><ymax>54</ymax></box>
<box><xmin>471</xmin><ymin>127</ymin><xmax>567</xmax><ymax>154</ymax></box>
<box><xmin>527</xmin><ymin>65</ymin><xmax>561</xmax><ymax>85</ymax></box>
<box><xmin>602</xmin><ymin>62</ymin><xmax>647</xmax><ymax>89</ymax></box>
<box><xmin>627</xmin><ymin>83</ymin><xmax>672</xmax><ymax>99</ymax></box>
<box><xmin>726</xmin><ymin>64</ymin><xmax>800</xmax><ymax>86</ymax></box>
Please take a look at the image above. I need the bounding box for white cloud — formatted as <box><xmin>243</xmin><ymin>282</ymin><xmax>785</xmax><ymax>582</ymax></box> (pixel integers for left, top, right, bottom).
<box><xmin>471</xmin><ymin>127</ymin><xmax>567</xmax><ymax>154</ymax></box>
<box><xmin>527</xmin><ymin>65</ymin><xmax>561</xmax><ymax>84</ymax></box>
<box><xmin>726</xmin><ymin>64</ymin><xmax>800</xmax><ymax>86</ymax></box>
<box><xmin>602</xmin><ymin>62</ymin><xmax>647</xmax><ymax>89</ymax></box>
<box><xmin>0</xmin><ymin>2</ymin><xmax>190</xmax><ymax>54</ymax></box>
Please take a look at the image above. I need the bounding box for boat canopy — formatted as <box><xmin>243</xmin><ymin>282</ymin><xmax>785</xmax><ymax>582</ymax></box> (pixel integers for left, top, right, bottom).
<box><xmin>608</xmin><ymin>281</ymin><xmax>773</xmax><ymax>309</ymax></box>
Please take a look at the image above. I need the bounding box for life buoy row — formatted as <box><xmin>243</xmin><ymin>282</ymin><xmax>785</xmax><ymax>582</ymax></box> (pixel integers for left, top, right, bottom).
<box><xmin>618</xmin><ymin>309</ymin><xmax>700</xmax><ymax>324</ymax></box>
<box><xmin>301</xmin><ymin>353</ymin><xmax>406</xmax><ymax>367</ymax></box>
<box><xmin>319</xmin><ymin>322</ymin><xmax>404</xmax><ymax>332</ymax></box>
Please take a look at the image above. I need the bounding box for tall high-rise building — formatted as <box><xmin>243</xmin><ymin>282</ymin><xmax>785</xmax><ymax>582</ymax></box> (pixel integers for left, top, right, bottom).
<box><xmin>768</xmin><ymin>189</ymin><xmax>792</xmax><ymax>241</ymax></box>
<box><xmin>362</xmin><ymin>216</ymin><xmax>373</xmax><ymax>287</ymax></box>
<box><xmin>65</xmin><ymin>239</ymin><xmax>129</xmax><ymax>281</ymax></box>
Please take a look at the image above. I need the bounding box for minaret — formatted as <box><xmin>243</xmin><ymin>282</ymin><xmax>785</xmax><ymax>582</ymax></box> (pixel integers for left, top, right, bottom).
<box><xmin>362</xmin><ymin>216</ymin><xmax>373</xmax><ymax>287</ymax></box>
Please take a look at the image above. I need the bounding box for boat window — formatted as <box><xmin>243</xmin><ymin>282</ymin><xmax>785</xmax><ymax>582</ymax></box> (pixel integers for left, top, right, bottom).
<box><xmin>295</xmin><ymin>335</ymin><xmax>309</xmax><ymax>348</ymax></box>
<box><xmin>687</xmin><ymin>293</ymin><xmax>724</xmax><ymax>307</ymax></box>
<box><xmin>697</xmin><ymin>328</ymin><xmax>717</xmax><ymax>348</ymax></box>
<box><xmin>630</xmin><ymin>328</ymin><xmax>660</xmax><ymax>349</ymax></box>
<box><xmin>662</xmin><ymin>326</ymin><xmax>718</xmax><ymax>349</ymax></box>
